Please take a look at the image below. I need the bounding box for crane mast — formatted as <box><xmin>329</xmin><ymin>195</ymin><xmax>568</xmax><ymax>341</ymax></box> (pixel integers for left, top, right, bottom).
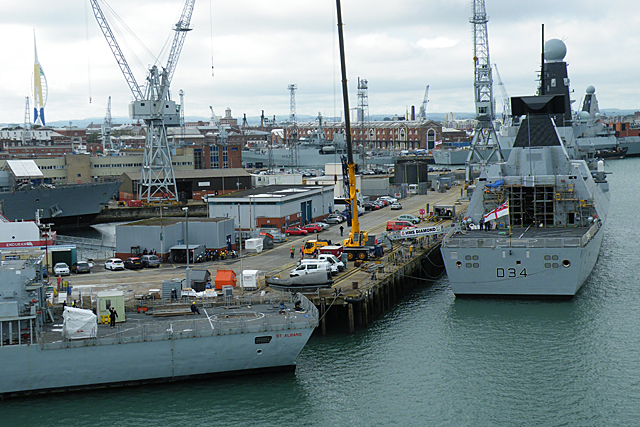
<box><xmin>336</xmin><ymin>0</ymin><xmax>370</xmax><ymax>260</ymax></box>
<box><xmin>89</xmin><ymin>0</ymin><xmax>196</xmax><ymax>203</ymax></box>
<box><xmin>493</xmin><ymin>64</ymin><xmax>511</xmax><ymax>125</ymax></box>
<box><xmin>465</xmin><ymin>0</ymin><xmax>503</xmax><ymax>183</ymax></box>
<box><xmin>89</xmin><ymin>1</ymin><xmax>143</xmax><ymax>100</ymax></box>
<box><xmin>418</xmin><ymin>85</ymin><xmax>429</xmax><ymax>121</ymax></box>
<box><xmin>102</xmin><ymin>96</ymin><xmax>112</xmax><ymax>152</ymax></box>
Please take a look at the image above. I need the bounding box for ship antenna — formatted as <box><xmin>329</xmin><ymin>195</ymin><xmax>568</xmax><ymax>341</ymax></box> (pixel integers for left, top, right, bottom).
<box><xmin>540</xmin><ymin>24</ymin><xmax>545</xmax><ymax>96</ymax></box>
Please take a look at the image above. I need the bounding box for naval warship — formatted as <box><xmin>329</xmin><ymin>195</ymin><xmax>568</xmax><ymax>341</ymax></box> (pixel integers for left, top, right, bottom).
<box><xmin>0</xmin><ymin>160</ymin><xmax>121</xmax><ymax>228</ymax></box>
<box><xmin>440</xmin><ymin>95</ymin><xmax>609</xmax><ymax>297</ymax></box>
<box><xmin>0</xmin><ymin>254</ymin><xmax>318</xmax><ymax>397</ymax></box>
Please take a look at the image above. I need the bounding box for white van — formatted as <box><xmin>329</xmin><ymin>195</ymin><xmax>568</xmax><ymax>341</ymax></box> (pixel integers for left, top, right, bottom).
<box><xmin>317</xmin><ymin>254</ymin><xmax>345</xmax><ymax>272</ymax></box>
<box><xmin>289</xmin><ymin>261</ymin><xmax>333</xmax><ymax>285</ymax></box>
<box><xmin>299</xmin><ymin>259</ymin><xmax>338</xmax><ymax>275</ymax></box>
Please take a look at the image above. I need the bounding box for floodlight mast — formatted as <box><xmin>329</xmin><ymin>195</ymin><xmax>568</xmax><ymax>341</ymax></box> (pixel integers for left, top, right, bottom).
<box><xmin>89</xmin><ymin>0</ymin><xmax>197</xmax><ymax>203</ymax></box>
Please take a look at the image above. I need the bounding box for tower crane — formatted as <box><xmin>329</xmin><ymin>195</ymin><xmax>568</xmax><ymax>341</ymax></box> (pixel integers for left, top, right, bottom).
<box><xmin>465</xmin><ymin>0</ymin><xmax>503</xmax><ymax>183</ymax></box>
<box><xmin>417</xmin><ymin>85</ymin><xmax>429</xmax><ymax>121</ymax></box>
<box><xmin>101</xmin><ymin>96</ymin><xmax>112</xmax><ymax>152</ymax></box>
<box><xmin>493</xmin><ymin>64</ymin><xmax>511</xmax><ymax>125</ymax></box>
<box><xmin>89</xmin><ymin>0</ymin><xmax>197</xmax><ymax>203</ymax></box>
<box><xmin>22</xmin><ymin>97</ymin><xmax>32</xmax><ymax>146</ymax></box>
<box><xmin>209</xmin><ymin>106</ymin><xmax>227</xmax><ymax>142</ymax></box>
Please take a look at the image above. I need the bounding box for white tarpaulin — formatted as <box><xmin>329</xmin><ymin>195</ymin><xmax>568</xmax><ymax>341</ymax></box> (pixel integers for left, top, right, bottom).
<box><xmin>62</xmin><ymin>307</ymin><xmax>98</xmax><ymax>339</ymax></box>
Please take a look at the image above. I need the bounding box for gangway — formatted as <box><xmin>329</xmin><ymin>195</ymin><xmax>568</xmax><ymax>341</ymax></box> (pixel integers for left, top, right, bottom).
<box><xmin>386</xmin><ymin>224</ymin><xmax>456</xmax><ymax>241</ymax></box>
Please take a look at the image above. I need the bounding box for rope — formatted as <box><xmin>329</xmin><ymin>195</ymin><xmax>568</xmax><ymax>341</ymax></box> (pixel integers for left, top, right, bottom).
<box><xmin>317</xmin><ymin>293</ymin><xmax>340</xmax><ymax>322</ymax></box>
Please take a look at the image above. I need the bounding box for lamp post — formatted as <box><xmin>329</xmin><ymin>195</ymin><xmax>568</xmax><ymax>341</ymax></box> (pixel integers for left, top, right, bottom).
<box><xmin>160</xmin><ymin>205</ymin><xmax>168</xmax><ymax>262</ymax></box>
<box><xmin>237</xmin><ymin>203</ymin><xmax>243</xmax><ymax>289</ymax></box>
<box><xmin>182</xmin><ymin>207</ymin><xmax>190</xmax><ymax>289</ymax></box>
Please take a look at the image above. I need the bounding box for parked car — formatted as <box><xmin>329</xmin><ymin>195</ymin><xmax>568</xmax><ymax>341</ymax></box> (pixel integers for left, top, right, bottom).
<box><xmin>398</xmin><ymin>214</ymin><xmax>421</xmax><ymax>224</ymax></box>
<box><xmin>301</xmin><ymin>223</ymin><xmax>323</xmax><ymax>233</ymax></box>
<box><xmin>124</xmin><ymin>257</ymin><xmax>143</xmax><ymax>270</ymax></box>
<box><xmin>379</xmin><ymin>196</ymin><xmax>398</xmax><ymax>204</ymax></box>
<box><xmin>71</xmin><ymin>261</ymin><xmax>91</xmax><ymax>274</ymax></box>
<box><xmin>375</xmin><ymin>198</ymin><xmax>390</xmax><ymax>206</ymax></box>
<box><xmin>311</xmin><ymin>222</ymin><xmax>331</xmax><ymax>231</ymax></box>
<box><xmin>363</xmin><ymin>202</ymin><xmax>379</xmax><ymax>211</ymax></box>
<box><xmin>325</xmin><ymin>214</ymin><xmax>345</xmax><ymax>224</ymax></box>
<box><xmin>390</xmin><ymin>203</ymin><xmax>403</xmax><ymax>210</ymax></box>
<box><xmin>285</xmin><ymin>227</ymin><xmax>308</xmax><ymax>236</ymax></box>
<box><xmin>53</xmin><ymin>262</ymin><xmax>70</xmax><ymax>276</ymax></box>
<box><xmin>141</xmin><ymin>254</ymin><xmax>161</xmax><ymax>268</ymax></box>
<box><xmin>105</xmin><ymin>258</ymin><xmax>125</xmax><ymax>271</ymax></box>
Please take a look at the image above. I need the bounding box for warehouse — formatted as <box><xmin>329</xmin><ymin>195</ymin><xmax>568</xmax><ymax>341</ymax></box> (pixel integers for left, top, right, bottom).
<box><xmin>114</xmin><ymin>217</ymin><xmax>235</xmax><ymax>261</ymax></box>
<box><xmin>205</xmin><ymin>185</ymin><xmax>334</xmax><ymax>232</ymax></box>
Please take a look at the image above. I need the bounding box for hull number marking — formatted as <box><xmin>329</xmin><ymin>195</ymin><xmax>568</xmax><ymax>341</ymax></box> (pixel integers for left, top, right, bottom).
<box><xmin>496</xmin><ymin>268</ymin><xmax>527</xmax><ymax>278</ymax></box>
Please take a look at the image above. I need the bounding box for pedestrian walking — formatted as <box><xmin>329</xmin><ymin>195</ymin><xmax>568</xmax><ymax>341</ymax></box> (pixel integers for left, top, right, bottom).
<box><xmin>109</xmin><ymin>307</ymin><xmax>118</xmax><ymax>328</ymax></box>
<box><xmin>290</xmin><ymin>246</ymin><xmax>295</xmax><ymax>259</ymax></box>
<box><xmin>339</xmin><ymin>225</ymin><xmax>344</xmax><ymax>237</ymax></box>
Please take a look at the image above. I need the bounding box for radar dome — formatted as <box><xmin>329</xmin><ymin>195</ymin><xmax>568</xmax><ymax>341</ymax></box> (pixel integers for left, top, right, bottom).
<box><xmin>578</xmin><ymin>111</ymin><xmax>590</xmax><ymax>121</ymax></box>
<box><xmin>544</xmin><ymin>39</ymin><xmax>567</xmax><ymax>62</ymax></box>
<box><xmin>586</xmin><ymin>85</ymin><xmax>596</xmax><ymax>94</ymax></box>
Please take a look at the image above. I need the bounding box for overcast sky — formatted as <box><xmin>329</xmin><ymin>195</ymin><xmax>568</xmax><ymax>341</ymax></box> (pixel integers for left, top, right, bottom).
<box><xmin>1</xmin><ymin>0</ymin><xmax>640</xmax><ymax>125</ymax></box>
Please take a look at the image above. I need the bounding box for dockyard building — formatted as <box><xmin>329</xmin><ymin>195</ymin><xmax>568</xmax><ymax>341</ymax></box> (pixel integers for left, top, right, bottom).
<box><xmin>205</xmin><ymin>185</ymin><xmax>334</xmax><ymax>232</ymax></box>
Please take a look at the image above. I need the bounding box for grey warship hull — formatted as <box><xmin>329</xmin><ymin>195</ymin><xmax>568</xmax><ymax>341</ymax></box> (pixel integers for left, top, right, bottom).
<box><xmin>0</xmin><ymin>181</ymin><xmax>122</xmax><ymax>228</ymax></box>
<box><xmin>242</xmin><ymin>147</ymin><xmax>396</xmax><ymax>169</ymax></box>
<box><xmin>442</xmin><ymin>225</ymin><xmax>604</xmax><ymax>297</ymax></box>
<box><xmin>3</xmin><ymin>313</ymin><xmax>315</xmax><ymax>397</ymax></box>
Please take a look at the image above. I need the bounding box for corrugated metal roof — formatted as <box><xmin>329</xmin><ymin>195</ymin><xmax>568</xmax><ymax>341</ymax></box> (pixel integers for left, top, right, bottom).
<box><xmin>5</xmin><ymin>160</ymin><xmax>44</xmax><ymax>179</ymax></box>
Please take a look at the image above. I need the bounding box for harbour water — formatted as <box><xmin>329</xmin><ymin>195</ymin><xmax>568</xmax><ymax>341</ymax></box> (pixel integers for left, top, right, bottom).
<box><xmin>3</xmin><ymin>158</ymin><xmax>640</xmax><ymax>426</ymax></box>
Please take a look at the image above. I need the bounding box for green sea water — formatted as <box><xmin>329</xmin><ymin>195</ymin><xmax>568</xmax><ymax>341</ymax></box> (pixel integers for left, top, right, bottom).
<box><xmin>2</xmin><ymin>158</ymin><xmax>640</xmax><ymax>427</ymax></box>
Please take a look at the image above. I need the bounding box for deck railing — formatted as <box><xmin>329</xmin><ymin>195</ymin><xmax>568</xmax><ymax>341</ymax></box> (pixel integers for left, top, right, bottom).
<box><xmin>38</xmin><ymin>293</ymin><xmax>318</xmax><ymax>350</ymax></box>
<box><xmin>443</xmin><ymin>222</ymin><xmax>602</xmax><ymax>249</ymax></box>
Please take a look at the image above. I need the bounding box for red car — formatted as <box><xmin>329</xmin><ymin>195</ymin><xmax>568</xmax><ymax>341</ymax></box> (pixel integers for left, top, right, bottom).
<box><xmin>301</xmin><ymin>224</ymin><xmax>322</xmax><ymax>233</ymax></box>
<box><xmin>285</xmin><ymin>227</ymin><xmax>308</xmax><ymax>236</ymax></box>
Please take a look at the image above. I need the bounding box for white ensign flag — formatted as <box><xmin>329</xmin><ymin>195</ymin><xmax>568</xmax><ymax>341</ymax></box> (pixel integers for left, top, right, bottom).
<box><xmin>483</xmin><ymin>200</ymin><xmax>509</xmax><ymax>221</ymax></box>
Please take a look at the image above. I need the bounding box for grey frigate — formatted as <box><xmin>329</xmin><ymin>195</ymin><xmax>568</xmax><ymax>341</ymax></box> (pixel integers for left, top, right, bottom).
<box><xmin>0</xmin><ymin>160</ymin><xmax>121</xmax><ymax>228</ymax></box>
<box><xmin>440</xmin><ymin>95</ymin><xmax>609</xmax><ymax>297</ymax></box>
<box><xmin>0</xmin><ymin>254</ymin><xmax>318</xmax><ymax>397</ymax></box>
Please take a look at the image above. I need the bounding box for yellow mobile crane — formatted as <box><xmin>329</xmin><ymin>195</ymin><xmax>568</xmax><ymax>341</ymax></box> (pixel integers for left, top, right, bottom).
<box><xmin>336</xmin><ymin>0</ymin><xmax>374</xmax><ymax>261</ymax></box>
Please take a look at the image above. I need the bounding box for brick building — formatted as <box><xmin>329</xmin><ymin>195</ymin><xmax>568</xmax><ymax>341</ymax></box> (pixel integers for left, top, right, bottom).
<box><xmin>282</xmin><ymin>119</ymin><xmax>442</xmax><ymax>150</ymax></box>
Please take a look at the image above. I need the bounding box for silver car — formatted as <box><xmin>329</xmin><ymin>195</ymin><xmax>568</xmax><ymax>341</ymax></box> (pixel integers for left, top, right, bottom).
<box><xmin>53</xmin><ymin>262</ymin><xmax>70</xmax><ymax>276</ymax></box>
<box><xmin>324</xmin><ymin>215</ymin><xmax>344</xmax><ymax>224</ymax></box>
<box><xmin>141</xmin><ymin>254</ymin><xmax>161</xmax><ymax>268</ymax></box>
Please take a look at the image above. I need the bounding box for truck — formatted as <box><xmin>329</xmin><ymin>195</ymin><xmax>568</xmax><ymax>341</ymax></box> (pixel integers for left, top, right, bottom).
<box><xmin>318</xmin><ymin>245</ymin><xmax>343</xmax><ymax>257</ymax></box>
<box><xmin>303</xmin><ymin>239</ymin><xmax>332</xmax><ymax>256</ymax></box>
